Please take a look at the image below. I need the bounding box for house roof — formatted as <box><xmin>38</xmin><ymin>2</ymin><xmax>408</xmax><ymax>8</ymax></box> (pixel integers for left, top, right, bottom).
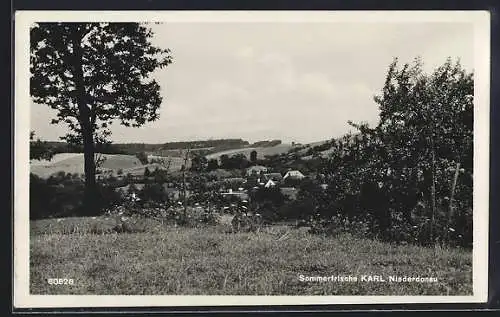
<box><xmin>264</xmin><ymin>179</ymin><xmax>277</xmax><ymax>187</ymax></box>
<box><xmin>283</xmin><ymin>170</ymin><xmax>305</xmax><ymax>179</ymax></box>
<box><xmin>246</xmin><ymin>165</ymin><xmax>269</xmax><ymax>175</ymax></box>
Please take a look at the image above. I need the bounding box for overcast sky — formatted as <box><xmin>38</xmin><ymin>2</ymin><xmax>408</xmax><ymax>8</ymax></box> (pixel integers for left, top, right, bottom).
<box><xmin>31</xmin><ymin>22</ymin><xmax>474</xmax><ymax>144</ymax></box>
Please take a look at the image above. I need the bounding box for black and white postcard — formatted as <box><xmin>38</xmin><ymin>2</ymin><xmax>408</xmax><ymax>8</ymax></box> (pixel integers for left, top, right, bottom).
<box><xmin>14</xmin><ymin>10</ymin><xmax>490</xmax><ymax>308</ymax></box>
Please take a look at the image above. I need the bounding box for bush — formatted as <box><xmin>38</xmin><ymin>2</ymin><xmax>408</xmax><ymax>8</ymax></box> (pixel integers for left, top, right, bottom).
<box><xmin>30</xmin><ymin>172</ymin><xmax>125</xmax><ymax>219</ymax></box>
<box><xmin>278</xmin><ymin>199</ymin><xmax>315</xmax><ymax>221</ymax></box>
<box><xmin>30</xmin><ymin>173</ymin><xmax>84</xmax><ymax>219</ymax></box>
<box><xmin>30</xmin><ymin>173</ymin><xmax>57</xmax><ymax>219</ymax></box>
<box><xmin>96</xmin><ymin>184</ymin><xmax>123</xmax><ymax>211</ymax></box>
<box><xmin>138</xmin><ymin>183</ymin><xmax>170</xmax><ymax>204</ymax></box>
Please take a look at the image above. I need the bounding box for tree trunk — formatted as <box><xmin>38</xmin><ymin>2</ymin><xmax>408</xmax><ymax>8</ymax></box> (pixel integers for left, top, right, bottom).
<box><xmin>82</xmin><ymin>128</ymin><xmax>97</xmax><ymax>215</ymax></box>
<box><xmin>71</xmin><ymin>25</ymin><xmax>98</xmax><ymax>215</ymax></box>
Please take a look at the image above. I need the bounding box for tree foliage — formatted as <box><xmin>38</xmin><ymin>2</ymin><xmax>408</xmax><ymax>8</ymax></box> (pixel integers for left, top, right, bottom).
<box><xmin>31</xmin><ymin>23</ymin><xmax>172</xmax><ymax>137</ymax></box>
<box><xmin>207</xmin><ymin>159</ymin><xmax>219</xmax><ymax>171</ymax></box>
<box><xmin>190</xmin><ymin>153</ymin><xmax>208</xmax><ymax>172</ymax></box>
<box><xmin>219</xmin><ymin>153</ymin><xmax>250</xmax><ymax>170</ymax></box>
<box><xmin>293</xmin><ymin>57</ymin><xmax>473</xmax><ymax>247</ymax></box>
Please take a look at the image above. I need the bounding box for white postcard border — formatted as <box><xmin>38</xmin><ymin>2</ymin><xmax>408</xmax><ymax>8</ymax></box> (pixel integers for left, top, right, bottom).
<box><xmin>14</xmin><ymin>10</ymin><xmax>491</xmax><ymax>308</ymax></box>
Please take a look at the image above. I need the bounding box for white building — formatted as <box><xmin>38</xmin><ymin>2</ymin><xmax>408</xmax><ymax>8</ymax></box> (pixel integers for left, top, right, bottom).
<box><xmin>246</xmin><ymin>165</ymin><xmax>269</xmax><ymax>176</ymax></box>
<box><xmin>283</xmin><ymin>170</ymin><xmax>305</xmax><ymax>180</ymax></box>
<box><xmin>264</xmin><ymin>179</ymin><xmax>277</xmax><ymax>188</ymax></box>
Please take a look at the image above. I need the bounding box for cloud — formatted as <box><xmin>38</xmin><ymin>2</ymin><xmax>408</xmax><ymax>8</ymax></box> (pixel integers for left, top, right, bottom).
<box><xmin>299</xmin><ymin>73</ymin><xmax>338</xmax><ymax>99</ymax></box>
<box><xmin>31</xmin><ymin>22</ymin><xmax>474</xmax><ymax>144</ymax></box>
<box><xmin>201</xmin><ymin>81</ymin><xmax>251</xmax><ymax>102</ymax></box>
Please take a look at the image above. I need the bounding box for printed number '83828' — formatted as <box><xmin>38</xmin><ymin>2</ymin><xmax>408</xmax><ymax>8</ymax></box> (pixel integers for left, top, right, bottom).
<box><xmin>47</xmin><ymin>278</ymin><xmax>74</xmax><ymax>285</ymax></box>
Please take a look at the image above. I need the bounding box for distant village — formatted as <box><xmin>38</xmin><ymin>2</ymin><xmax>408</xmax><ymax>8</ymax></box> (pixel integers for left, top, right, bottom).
<box><xmin>129</xmin><ymin>166</ymin><xmax>304</xmax><ymax>200</ymax></box>
<box><xmin>97</xmin><ymin>159</ymin><xmax>327</xmax><ymax>206</ymax></box>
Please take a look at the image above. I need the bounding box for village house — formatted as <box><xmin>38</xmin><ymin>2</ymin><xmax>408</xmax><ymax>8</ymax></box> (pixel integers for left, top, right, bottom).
<box><xmin>283</xmin><ymin>170</ymin><xmax>305</xmax><ymax>180</ymax></box>
<box><xmin>245</xmin><ymin>172</ymin><xmax>267</xmax><ymax>188</ymax></box>
<box><xmin>264</xmin><ymin>179</ymin><xmax>277</xmax><ymax>188</ymax></box>
<box><xmin>262</xmin><ymin>172</ymin><xmax>283</xmax><ymax>188</ymax></box>
<box><xmin>245</xmin><ymin>165</ymin><xmax>269</xmax><ymax>177</ymax></box>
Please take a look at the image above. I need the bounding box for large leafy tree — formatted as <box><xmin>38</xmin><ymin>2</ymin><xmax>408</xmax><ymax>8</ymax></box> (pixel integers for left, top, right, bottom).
<box><xmin>30</xmin><ymin>22</ymin><xmax>173</xmax><ymax>214</ymax></box>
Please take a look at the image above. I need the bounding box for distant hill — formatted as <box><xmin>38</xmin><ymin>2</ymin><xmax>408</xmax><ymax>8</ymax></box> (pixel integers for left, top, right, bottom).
<box><xmin>29</xmin><ymin>137</ymin><xmax>343</xmax><ymax>178</ymax></box>
<box><xmin>37</xmin><ymin>139</ymin><xmax>253</xmax><ymax>156</ymax></box>
<box><xmin>158</xmin><ymin>139</ymin><xmax>249</xmax><ymax>150</ymax></box>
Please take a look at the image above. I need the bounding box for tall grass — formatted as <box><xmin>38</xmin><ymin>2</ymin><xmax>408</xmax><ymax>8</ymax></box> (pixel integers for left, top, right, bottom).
<box><xmin>30</xmin><ymin>217</ymin><xmax>472</xmax><ymax>295</ymax></box>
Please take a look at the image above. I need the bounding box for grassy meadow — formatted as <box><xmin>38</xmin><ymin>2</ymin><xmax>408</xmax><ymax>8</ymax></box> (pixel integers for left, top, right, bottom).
<box><xmin>30</xmin><ymin>216</ymin><xmax>472</xmax><ymax>296</ymax></box>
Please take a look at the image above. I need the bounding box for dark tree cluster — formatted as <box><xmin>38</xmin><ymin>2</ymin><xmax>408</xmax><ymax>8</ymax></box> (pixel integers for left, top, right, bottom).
<box><xmin>30</xmin><ymin>131</ymin><xmax>55</xmax><ymax>161</ymax></box>
<box><xmin>219</xmin><ymin>154</ymin><xmax>250</xmax><ymax>170</ymax></box>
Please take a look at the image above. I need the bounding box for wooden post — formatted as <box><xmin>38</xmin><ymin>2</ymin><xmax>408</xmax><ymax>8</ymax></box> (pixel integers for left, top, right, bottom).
<box><xmin>448</xmin><ymin>162</ymin><xmax>461</xmax><ymax>243</ymax></box>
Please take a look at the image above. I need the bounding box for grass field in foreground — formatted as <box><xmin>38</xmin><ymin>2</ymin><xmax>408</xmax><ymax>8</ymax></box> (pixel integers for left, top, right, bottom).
<box><xmin>30</xmin><ymin>217</ymin><xmax>472</xmax><ymax>295</ymax></box>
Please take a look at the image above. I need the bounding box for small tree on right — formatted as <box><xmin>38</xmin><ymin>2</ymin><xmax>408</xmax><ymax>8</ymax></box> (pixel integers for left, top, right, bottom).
<box><xmin>364</xmin><ymin>57</ymin><xmax>473</xmax><ymax>245</ymax></box>
<box><xmin>322</xmin><ymin>57</ymin><xmax>474</xmax><ymax>246</ymax></box>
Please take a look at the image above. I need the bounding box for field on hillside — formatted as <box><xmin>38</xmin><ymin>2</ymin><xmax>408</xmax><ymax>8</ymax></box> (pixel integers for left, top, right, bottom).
<box><xmin>30</xmin><ymin>153</ymin><xmax>82</xmax><ymax>166</ymax></box>
<box><xmin>206</xmin><ymin>144</ymin><xmax>294</xmax><ymax>160</ymax></box>
<box><xmin>30</xmin><ymin>153</ymin><xmax>188</xmax><ymax>178</ymax></box>
<box><xmin>30</xmin><ymin>217</ymin><xmax>472</xmax><ymax>295</ymax></box>
<box><xmin>30</xmin><ymin>153</ymin><xmax>143</xmax><ymax>178</ymax></box>
<box><xmin>146</xmin><ymin>155</ymin><xmax>191</xmax><ymax>171</ymax></box>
